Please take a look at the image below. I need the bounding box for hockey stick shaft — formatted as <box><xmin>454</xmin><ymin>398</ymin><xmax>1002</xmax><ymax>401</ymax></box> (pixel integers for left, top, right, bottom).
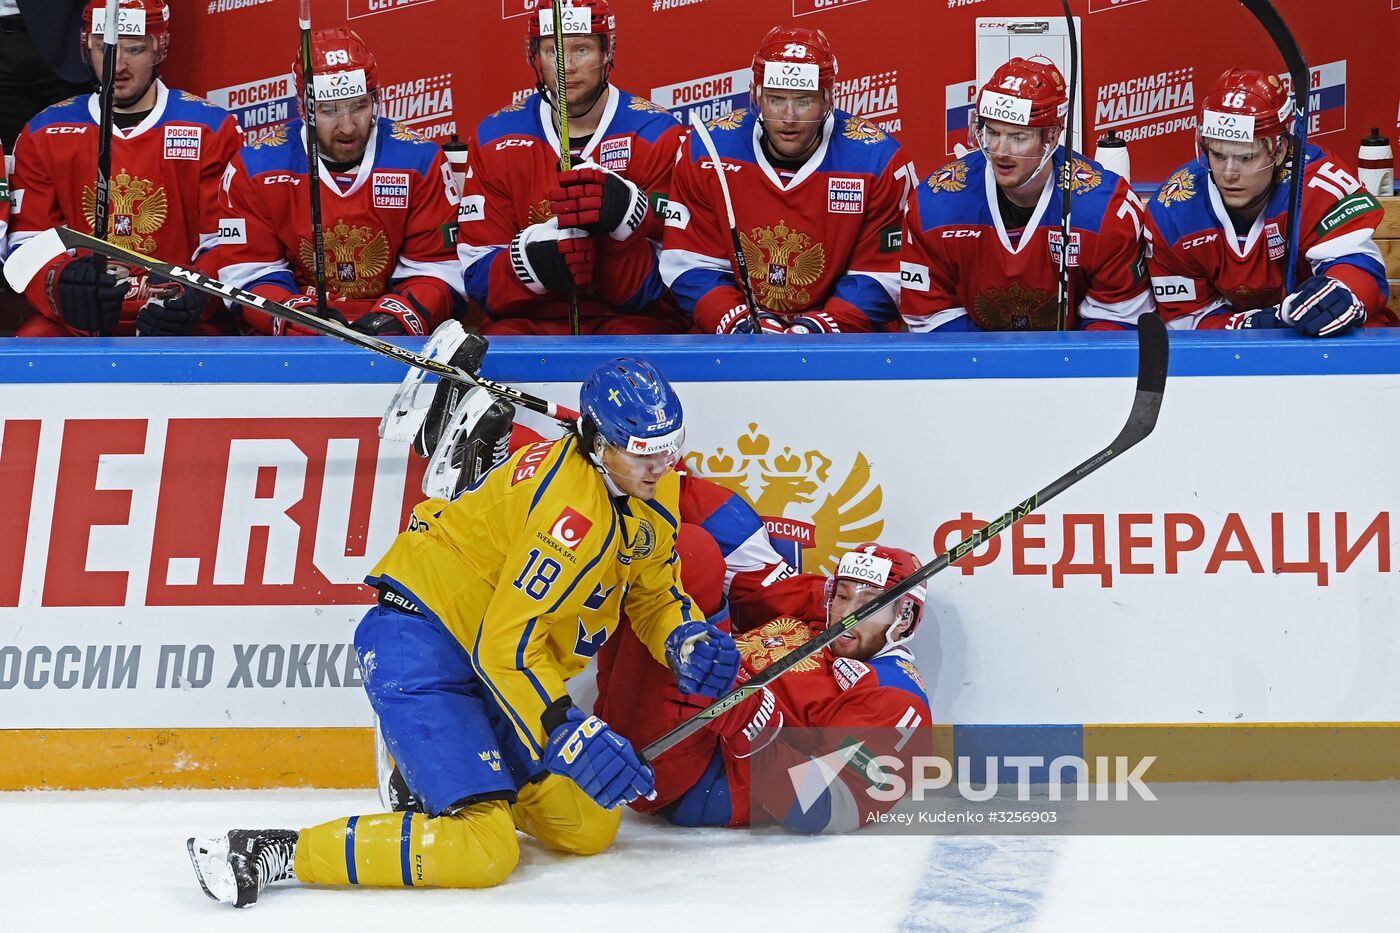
<box><xmin>552</xmin><ymin>0</ymin><xmax>581</xmax><ymax>337</ymax></box>
<box><xmin>44</xmin><ymin>226</ymin><xmax>577</xmax><ymax>423</ymax></box>
<box><xmin>298</xmin><ymin>0</ymin><xmax>331</xmax><ymax>319</ymax></box>
<box><xmin>92</xmin><ymin>0</ymin><xmax>119</xmax><ymax>251</ymax></box>
<box><xmin>688</xmin><ymin>112</ymin><xmax>765</xmax><ymax>333</ymax></box>
<box><xmin>643</xmin><ymin>313</ymin><xmax>1169</xmax><ymax>760</ymax></box>
<box><xmin>1237</xmin><ymin>0</ymin><xmax>1308</xmax><ymax>294</ymax></box>
<box><xmin>1054</xmin><ymin>1</ymin><xmax>1078</xmax><ymax>332</ymax></box>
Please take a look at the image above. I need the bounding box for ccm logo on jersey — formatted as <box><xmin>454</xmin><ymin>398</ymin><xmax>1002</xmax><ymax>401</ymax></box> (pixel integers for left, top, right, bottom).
<box><xmin>1182</xmin><ymin>232</ymin><xmax>1217</xmax><ymax>250</ymax></box>
<box><xmin>164</xmin><ymin>126</ymin><xmax>202</xmax><ymax>160</ymax></box>
<box><xmin>549</xmin><ymin>507</ymin><xmax>594</xmax><ymax>550</ymax></box>
<box><xmin>899</xmin><ymin>261</ymin><xmax>930</xmax><ymax>291</ymax></box>
<box><xmin>941</xmin><ymin>228</ymin><xmax>982</xmax><ymax>239</ymax></box>
<box><xmin>458</xmin><ymin>194</ymin><xmax>485</xmax><ymax>222</ymax></box>
<box><xmin>372</xmin><ymin>172</ymin><xmax>410</xmax><ymax>209</ymax></box>
<box><xmin>699</xmin><ymin>159</ymin><xmax>740</xmax><ymax>173</ymax></box>
<box><xmin>828</xmin><ymin>177</ymin><xmax>865</xmax><ymax>214</ymax></box>
<box><xmin>1151</xmin><ymin>276</ymin><xmax>1196</xmax><ymax>301</ymax></box>
<box><xmin>218</xmin><ymin>218</ymin><xmax>247</xmax><ymax>245</ymax></box>
<box><xmin>494</xmin><ymin>138</ymin><xmax>535</xmax><ymax>150</ymax></box>
<box><xmin>44</xmin><ymin>125</ymin><xmax>89</xmax><ymax>135</ymax></box>
<box><xmin>263</xmin><ymin>173</ymin><xmax>303</xmax><ymax>186</ymax></box>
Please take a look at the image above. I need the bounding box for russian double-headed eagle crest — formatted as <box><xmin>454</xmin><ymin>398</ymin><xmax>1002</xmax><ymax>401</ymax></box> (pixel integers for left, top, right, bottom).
<box><xmin>683</xmin><ymin>423</ymin><xmax>883</xmax><ymax>576</ymax></box>
<box><xmin>927</xmin><ymin>160</ymin><xmax>969</xmax><ymax>194</ymax></box>
<box><xmin>82</xmin><ymin>170</ymin><xmax>167</xmax><ymax>254</ymax></box>
<box><xmin>299</xmin><ymin>220</ymin><xmax>390</xmax><ymax>299</ymax></box>
<box><xmin>708</xmin><ymin>108</ymin><xmax>746</xmax><ymax>131</ymax></box>
<box><xmin>842</xmin><ymin>116</ymin><xmax>887</xmax><ymax>144</ymax></box>
<box><xmin>1068</xmin><ymin>156</ymin><xmax>1102</xmax><ymax>194</ymax></box>
<box><xmin>972</xmin><ymin>284</ymin><xmax>1057</xmax><ymax>330</ymax></box>
<box><xmin>737</xmin><ymin>618</ymin><xmax>820</xmax><ymax>673</ymax></box>
<box><xmin>247</xmin><ymin>123</ymin><xmax>288</xmax><ymax>150</ymax></box>
<box><xmin>1156</xmin><ymin>167</ymin><xmax>1196</xmax><ymax>207</ymax></box>
<box><xmin>739</xmin><ymin>220</ymin><xmax>826</xmax><ymax>313</ymax></box>
<box><xmin>391</xmin><ymin>122</ymin><xmax>424</xmax><ymax>142</ymax></box>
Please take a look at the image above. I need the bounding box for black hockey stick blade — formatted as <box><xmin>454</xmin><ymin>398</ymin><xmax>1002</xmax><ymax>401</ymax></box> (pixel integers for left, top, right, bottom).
<box><xmin>642</xmin><ymin>314</ymin><xmax>1169</xmax><ymax>761</ymax></box>
<box><xmin>34</xmin><ymin>226</ymin><xmax>577</xmax><ymax>423</ymax></box>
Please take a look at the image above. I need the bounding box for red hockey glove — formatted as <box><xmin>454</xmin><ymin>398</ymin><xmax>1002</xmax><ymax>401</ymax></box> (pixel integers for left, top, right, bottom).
<box><xmin>715</xmin><ymin>303</ymin><xmax>786</xmax><ymax>335</ymax></box>
<box><xmin>784</xmin><ymin>309</ymin><xmax>842</xmax><ymax>334</ymax></box>
<box><xmin>270</xmin><ymin>293</ymin><xmax>351</xmax><ymax>337</ymax></box>
<box><xmin>549</xmin><ymin>164</ymin><xmax>650</xmax><ymax>242</ymax></box>
<box><xmin>348</xmin><ymin>293</ymin><xmax>432</xmax><ymax>337</ymax></box>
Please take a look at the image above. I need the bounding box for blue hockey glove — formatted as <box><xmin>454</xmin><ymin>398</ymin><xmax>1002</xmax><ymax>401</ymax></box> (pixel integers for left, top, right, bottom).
<box><xmin>1280</xmin><ymin>274</ymin><xmax>1367</xmax><ymax>337</ymax></box>
<box><xmin>665</xmin><ymin>621</ymin><xmax>740</xmax><ymax>698</ymax></box>
<box><xmin>545</xmin><ymin>706</ymin><xmax>655</xmax><ymax>809</ymax></box>
<box><xmin>1223</xmin><ymin>306</ymin><xmax>1285</xmax><ymax>330</ymax></box>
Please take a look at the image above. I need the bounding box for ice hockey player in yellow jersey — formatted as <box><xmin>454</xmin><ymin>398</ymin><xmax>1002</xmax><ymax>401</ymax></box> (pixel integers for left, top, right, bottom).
<box><xmin>186</xmin><ymin>357</ymin><xmax>741</xmax><ymax>906</ymax></box>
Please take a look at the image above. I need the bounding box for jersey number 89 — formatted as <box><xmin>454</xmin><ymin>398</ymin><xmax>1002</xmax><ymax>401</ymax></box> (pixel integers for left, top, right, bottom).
<box><xmin>513</xmin><ymin>549</ymin><xmax>562</xmax><ymax>601</ymax></box>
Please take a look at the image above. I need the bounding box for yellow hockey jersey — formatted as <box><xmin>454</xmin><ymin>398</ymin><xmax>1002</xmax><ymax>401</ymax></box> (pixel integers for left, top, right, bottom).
<box><xmin>367</xmin><ymin>434</ymin><xmax>700</xmax><ymax>761</ymax></box>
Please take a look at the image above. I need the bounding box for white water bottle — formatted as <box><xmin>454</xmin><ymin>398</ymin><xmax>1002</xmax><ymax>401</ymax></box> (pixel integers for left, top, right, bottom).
<box><xmin>1094</xmin><ymin>131</ymin><xmax>1131</xmax><ymax>185</ymax></box>
<box><xmin>443</xmin><ymin>133</ymin><xmax>469</xmax><ymax>203</ymax></box>
<box><xmin>1358</xmin><ymin>128</ymin><xmax>1394</xmax><ymax>197</ymax></box>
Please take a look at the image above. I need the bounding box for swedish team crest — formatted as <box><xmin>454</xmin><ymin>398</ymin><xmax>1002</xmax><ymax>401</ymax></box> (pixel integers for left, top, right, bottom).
<box><xmin>682</xmin><ymin>423</ymin><xmax>883</xmax><ymax>575</ymax></box>
<box><xmin>298</xmin><ymin>220</ymin><xmax>390</xmax><ymax>299</ymax></box>
<box><xmin>842</xmin><ymin>116</ymin><xmax>886</xmax><ymax>144</ymax></box>
<box><xmin>738</xmin><ymin>221</ymin><xmax>826</xmax><ymax>313</ymax></box>
<box><xmin>737</xmin><ymin>618</ymin><xmax>820</xmax><ymax>673</ymax></box>
<box><xmin>927</xmin><ymin>160</ymin><xmax>969</xmax><ymax>194</ymax></box>
<box><xmin>708</xmin><ymin>108</ymin><xmax>746</xmax><ymax>131</ymax></box>
<box><xmin>82</xmin><ymin>169</ymin><xmax>167</xmax><ymax>254</ymax></box>
<box><xmin>630</xmin><ymin>519</ymin><xmax>655</xmax><ymax>560</ymax></box>
<box><xmin>1156</xmin><ymin>168</ymin><xmax>1196</xmax><ymax>206</ymax></box>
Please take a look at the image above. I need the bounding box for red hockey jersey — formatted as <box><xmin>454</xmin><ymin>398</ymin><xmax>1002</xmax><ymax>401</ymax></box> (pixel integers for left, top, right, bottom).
<box><xmin>0</xmin><ymin>141</ymin><xmax>9</xmax><ymax>263</ymax></box>
<box><xmin>457</xmin><ymin>87</ymin><xmax>685</xmax><ymax>333</ymax></box>
<box><xmin>660</xmin><ymin>108</ymin><xmax>912</xmax><ymax>333</ymax></box>
<box><xmin>8</xmin><ymin>83</ymin><xmax>242</xmax><ymax>335</ymax></box>
<box><xmin>900</xmin><ymin>148</ymin><xmax>1153</xmax><ymax>331</ymax></box>
<box><xmin>1144</xmin><ymin>145</ymin><xmax>1389</xmax><ymax>328</ymax></box>
<box><xmin>213</xmin><ymin>116</ymin><xmax>462</xmax><ymax>334</ymax></box>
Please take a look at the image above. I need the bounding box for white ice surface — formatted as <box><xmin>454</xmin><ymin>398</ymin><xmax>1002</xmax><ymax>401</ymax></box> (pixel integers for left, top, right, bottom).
<box><xmin>2</xmin><ymin>789</ymin><xmax>1397</xmax><ymax>932</ymax></box>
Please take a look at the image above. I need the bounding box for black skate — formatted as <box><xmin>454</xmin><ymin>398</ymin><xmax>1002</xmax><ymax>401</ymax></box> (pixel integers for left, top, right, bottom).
<box><xmin>387</xmin><ymin>763</ymin><xmax>427</xmax><ymax>813</ymax></box>
<box><xmin>421</xmin><ymin>385</ymin><xmax>516</xmax><ymax>500</ymax></box>
<box><xmin>187</xmin><ymin>829</ymin><xmax>298</xmax><ymax>908</ymax></box>
<box><xmin>414</xmin><ymin>330</ymin><xmax>489</xmax><ymax>458</ymax></box>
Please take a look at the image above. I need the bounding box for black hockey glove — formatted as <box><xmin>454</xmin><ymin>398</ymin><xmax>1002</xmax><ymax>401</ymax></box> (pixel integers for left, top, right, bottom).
<box><xmin>135</xmin><ymin>276</ymin><xmax>206</xmax><ymax>337</ymax></box>
<box><xmin>54</xmin><ymin>253</ymin><xmax>125</xmax><ymax>334</ymax></box>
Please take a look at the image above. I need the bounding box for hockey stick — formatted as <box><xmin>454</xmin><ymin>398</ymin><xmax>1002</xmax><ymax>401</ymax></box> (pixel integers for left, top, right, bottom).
<box><xmin>18</xmin><ymin>226</ymin><xmax>578</xmax><ymax>424</ymax></box>
<box><xmin>1054</xmin><ymin>0</ymin><xmax>1078</xmax><ymax>332</ymax></box>
<box><xmin>552</xmin><ymin>0</ymin><xmax>581</xmax><ymax>337</ymax></box>
<box><xmin>297</xmin><ymin>0</ymin><xmax>332</xmax><ymax>320</ymax></box>
<box><xmin>688</xmin><ymin>111</ymin><xmax>765</xmax><ymax>333</ymax></box>
<box><xmin>1237</xmin><ymin>0</ymin><xmax>1309</xmax><ymax>294</ymax></box>
<box><xmin>643</xmin><ymin>313</ymin><xmax>1169</xmax><ymax>760</ymax></box>
<box><xmin>90</xmin><ymin>0</ymin><xmax>120</xmax><ymax>336</ymax></box>
<box><xmin>92</xmin><ymin>0</ymin><xmax>119</xmax><ymax>247</ymax></box>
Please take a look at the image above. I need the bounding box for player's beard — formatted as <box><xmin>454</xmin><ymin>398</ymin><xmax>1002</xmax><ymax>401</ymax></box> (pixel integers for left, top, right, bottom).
<box><xmin>114</xmin><ymin>68</ymin><xmax>158</xmax><ymax>111</ymax></box>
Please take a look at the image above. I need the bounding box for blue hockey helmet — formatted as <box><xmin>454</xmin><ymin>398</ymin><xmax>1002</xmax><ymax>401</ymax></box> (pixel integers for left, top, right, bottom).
<box><xmin>579</xmin><ymin>357</ymin><xmax>684</xmax><ymax>461</ymax></box>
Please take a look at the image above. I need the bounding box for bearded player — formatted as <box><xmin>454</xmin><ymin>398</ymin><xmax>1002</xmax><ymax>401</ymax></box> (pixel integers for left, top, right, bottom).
<box><xmin>214</xmin><ymin>28</ymin><xmax>463</xmax><ymax>336</ymax></box>
<box><xmin>6</xmin><ymin>0</ymin><xmax>242</xmax><ymax>337</ymax></box>
<box><xmin>1144</xmin><ymin>68</ymin><xmax>1389</xmax><ymax>336</ymax></box>
<box><xmin>900</xmin><ymin>56</ymin><xmax>1153</xmax><ymax>332</ymax></box>
<box><xmin>457</xmin><ymin>0</ymin><xmax>685</xmax><ymax>335</ymax></box>
<box><xmin>597</xmin><ymin>542</ymin><xmax>932</xmax><ymax>832</ymax></box>
<box><xmin>661</xmin><ymin>26</ymin><xmax>912</xmax><ymax>334</ymax></box>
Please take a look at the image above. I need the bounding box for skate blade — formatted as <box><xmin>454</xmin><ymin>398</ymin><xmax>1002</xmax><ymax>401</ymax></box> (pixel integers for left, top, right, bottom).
<box><xmin>422</xmin><ymin>386</ymin><xmax>494</xmax><ymax>500</ymax></box>
<box><xmin>186</xmin><ymin>836</ymin><xmax>238</xmax><ymax>905</ymax></box>
<box><xmin>379</xmin><ymin>320</ymin><xmax>471</xmax><ymax>443</ymax></box>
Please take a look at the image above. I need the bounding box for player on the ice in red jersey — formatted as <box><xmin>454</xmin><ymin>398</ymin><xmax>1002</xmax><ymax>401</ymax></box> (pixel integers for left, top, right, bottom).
<box><xmin>0</xmin><ymin>140</ymin><xmax>9</xmax><ymax>265</ymax></box>
<box><xmin>214</xmin><ymin>28</ymin><xmax>463</xmax><ymax>337</ymax></box>
<box><xmin>456</xmin><ymin>0</ymin><xmax>686</xmax><ymax>336</ymax></box>
<box><xmin>5</xmin><ymin>0</ymin><xmax>242</xmax><ymax>337</ymax></box>
<box><xmin>900</xmin><ymin>56</ymin><xmax>1153</xmax><ymax>332</ymax></box>
<box><xmin>595</xmin><ymin>542</ymin><xmax>932</xmax><ymax>832</ymax></box>
<box><xmin>1144</xmin><ymin>67</ymin><xmax>1390</xmax><ymax>336</ymax></box>
<box><xmin>660</xmin><ymin>26</ymin><xmax>912</xmax><ymax>334</ymax></box>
